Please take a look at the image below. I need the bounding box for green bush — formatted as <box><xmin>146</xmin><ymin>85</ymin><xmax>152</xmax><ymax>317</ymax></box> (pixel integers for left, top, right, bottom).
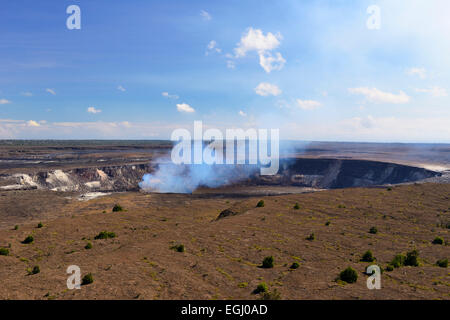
<box><xmin>432</xmin><ymin>236</ymin><xmax>444</xmax><ymax>245</ymax></box>
<box><xmin>361</xmin><ymin>250</ymin><xmax>375</xmax><ymax>262</ymax></box>
<box><xmin>22</xmin><ymin>235</ymin><xmax>34</xmax><ymax>244</ymax></box>
<box><xmin>325</xmin><ymin>221</ymin><xmax>331</xmax><ymax>226</ymax></box>
<box><xmin>82</xmin><ymin>273</ymin><xmax>94</xmax><ymax>285</ymax></box>
<box><xmin>13</xmin><ymin>225</ymin><xmax>19</xmax><ymax>230</ymax></box>
<box><xmin>259</xmin><ymin>289</ymin><xmax>281</xmax><ymax>300</ymax></box>
<box><xmin>262</xmin><ymin>256</ymin><xmax>274</xmax><ymax>268</ymax></box>
<box><xmin>171</xmin><ymin>244</ymin><xmax>185</xmax><ymax>252</ymax></box>
<box><xmin>369</xmin><ymin>227</ymin><xmax>378</xmax><ymax>234</ymax></box>
<box><xmin>404</xmin><ymin>250</ymin><xmax>419</xmax><ymax>267</ymax></box>
<box><xmin>256</xmin><ymin>200</ymin><xmax>265</xmax><ymax>208</ymax></box>
<box><xmin>293</xmin><ymin>203</ymin><xmax>300</xmax><ymax>210</ymax></box>
<box><xmin>385</xmin><ymin>265</ymin><xmax>394</xmax><ymax>272</ymax></box>
<box><xmin>27</xmin><ymin>265</ymin><xmax>40</xmax><ymax>275</ymax></box>
<box><xmin>390</xmin><ymin>254</ymin><xmax>406</xmax><ymax>268</ymax></box>
<box><xmin>436</xmin><ymin>259</ymin><xmax>448</xmax><ymax>268</ymax></box>
<box><xmin>339</xmin><ymin>267</ymin><xmax>358</xmax><ymax>284</ymax></box>
<box><xmin>306</xmin><ymin>233</ymin><xmax>315</xmax><ymax>241</ymax></box>
<box><xmin>85</xmin><ymin>242</ymin><xmax>93</xmax><ymax>250</ymax></box>
<box><xmin>0</xmin><ymin>248</ymin><xmax>9</xmax><ymax>256</ymax></box>
<box><xmin>290</xmin><ymin>262</ymin><xmax>300</xmax><ymax>269</ymax></box>
<box><xmin>94</xmin><ymin>231</ymin><xmax>116</xmax><ymax>240</ymax></box>
<box><xmin>37</xmin><ymin>222</ymin><xmax>43</xmax><ymax>228</ymax></box>
<box><xmin>254</xmin><ymin>282</ymin><xmax>268</xmax><ymax>294</ymax></box>
<box><xmin>112</xmin><ymin>204</ymin><xmax>123</xmax><ymax>212</ymax></box>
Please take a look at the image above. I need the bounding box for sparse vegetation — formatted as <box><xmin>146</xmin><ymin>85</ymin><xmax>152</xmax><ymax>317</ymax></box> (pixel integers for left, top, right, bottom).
<box><xmin>37</xmin><ymin>222</ymin><xmax>43</xmax><ymax>228</ymax></box>
<box><xmin>325</xmin><ymin>221</ymin><xmax>330</xmax><ymax>226</ymax></box>
<box><xmin>262</xmin><ymin>256</ymin><xmax>274</xmax><ymax>268</ymax></box>
<box><xmin>85</xmin><ymin>242</ymin><xmax>93</xmax><ymax>250</ymax></box>
<box><xmin>306</xmin><ymin>233</ymin><xmax>315</xmax><ymax>241</ymax></box>
<box><xmin>369</xmin><ymin>226</ymin><xmax>378</xmax><ymax>234</ymax></box>
<box><xmin>290</xmin><ymin>262</ymin><xmax>300</xmax><ymax>269</ymax></box>
<box><xmin>112</xmin><ymin>204</ymin><xmax>123</xmax><ymax>212</ymax></box>
<box><xmin>293</xmin><ymin>203</ymin><xmax>300</xmax><ymax>210</ymax></box>
<box><xmin>339</xmin><ymin>267</ymin><xmax>358</xmax><ymax>284</ymax></box>
<box><xmin>22</xmin><ymin>235</ymin><xmax>34</xmax><ymax>244</ymax></box>
<box><xmin>432</xmin><ymin>236</ymin><xmax>444</xmax><ymax>245</ymax></box>
<box><xmin>259</xmin><ymin>289</ymin><xmax>281</xmax><ymax>300</ymax></box>
<box><xmin>436</xmin><ymin>259</ymin><xmax>448</xmax><ymax>268</ymax></box>
<box><xmin>94</xmin><ymin>231</ymin><xmax>116</xmax><ymax>240</ymax></box>
<box><xmin>361</xmin><ymin>250</ymin><xmax>375</xmax><ymax>262</ymax></box>
<box><xmin>404</xmin><ymin>250</ymin><xmax>419</xmax><ymax>267</ymax></box>
<box><xmin>256</xmin><ymin>200</ymin><xmax>265</xmax><ymax>208</ymax></box>
<box><xmin>391</xmin><ymin>254</ymin><xmax>406</xmax><ymax>268</ymax></box>
<box><xmin>28</xmin><ymin>265</ymin><xmax>40</xmax><ymax>275</ymax></box>
<box><xmin>81</xmin><ymin>273</ymin><xmax>94</xmax><ymax>285</ymax></box>
<box><xmin>13</xmin><ymin>225</ymin><xmax>19</xmax><ymax>230</ymax></box>
<box><xmin>254</xmin><ymin>282</ymin><xmax>268</xmax><ymax>294</ymax></box>
<box><xmin>171</xmin><ymin>244</ymin><xmax>185</xmax><ymax>252</ymax></box>
<box><xmin>0</xmin><ymin>248</ymin><xmax>9</xmax><ymax>256</ymax></box>
<box><xmin>385</xmin><ymin>265</ymin><xmax>394</xmax><ymax>272</ymax></box>
<box><xmin>237</xmin><ymin>282</ymin><xmax>248</xmax><ymax>288</ymax></box>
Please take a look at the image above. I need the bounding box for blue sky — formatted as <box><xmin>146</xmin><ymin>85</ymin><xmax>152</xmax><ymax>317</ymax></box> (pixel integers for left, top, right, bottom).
<box><xmin>0</xmin><ymin>0</ymin><xmax>449</xmax><ymax>141</ymax></box>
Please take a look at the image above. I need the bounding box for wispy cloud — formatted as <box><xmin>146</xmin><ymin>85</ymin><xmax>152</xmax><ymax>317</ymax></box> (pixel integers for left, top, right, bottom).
<box><xmin>238</xmin><ymin>110</ymin><xmax>247</xmax><ymax>117</ymax></box>
<box><xmin>348</xmin><ymin>87</ymin><xmax>410</xmax><ymax>104</ymax></box>
<box><xmin>27</xmin><ymin>120</ymin><xmax>40</xmax><ymax>127</ymax></box>
<box><xmin>176</xmin><ymin>103</ymin><xmax>195</xmax><ymax>113</ymax></box>
<box><xmin>0</xmin><ymin>99</ymin><xmax>11</xmax><ymax>105</ymax></box>
<box><xmin>415</xmin><ymin>86</ymin><xmax>447</xmax><ymax>97</ymax></box>
<box><xmin>206</xmin><ymin>40</ymin><xmax>221</xmax><ymax>55</ymax></box>
<box><xmin>46</xmin><ymin>88</ymin><xmax>56</xmax><ymax>95</ymax></box>
<box><xmin>406</xmin><ymin>67</ymin><xmax>426</xmax><ymax>79</ymax></box>
<box><xmin>200</xmin><ymin>10</ymin><xmax>211</xmax><ymax>21</ymax></box>
<box><xmin>87</xmin><ymin>106</ymin><xmax>102</xmax><ymax>114</ymax></box>
<box><xmin>296</xmin><ymin>99</ymin><xmax>322</xmax><ymax>110</ymax></box>
<box><xmin>117</xmin><ymin>85</ymin><xmax>126</xmax><ymax>92</ymax></box>
<box><xmin>21</xmin><ymin>92</ymin><xmax>33</xmax><ymax>97</ymax></box>
<box><xmin>255</xmin><ymin>82</ymin><xmax>282</xmax><ymax>96</ymax></box>
<box><xmin>162</xmin><ymin>92</ymin><xmax>179</xmax><ymax>99</ymax></box>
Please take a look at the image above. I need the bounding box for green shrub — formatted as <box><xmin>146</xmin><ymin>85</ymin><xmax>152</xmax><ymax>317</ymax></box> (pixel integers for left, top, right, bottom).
<box><xmin>22</xmin><ymin>235</ymin><xmax>34</xmax><ymax>244</ymax></box>
<box><xmin>85</xmin><ymin>242</ymin><xmax>93</xmax><ymax>250</ymax></box>
<box><xmin>369</xmin><ymin>227</ymin><xmax>378</xmax><ymax>234</ymax></box>
<box><xmin>37</xmin><ymin>222</ymin><xmax>43</xmax><ymax>228</ymax></box>
<box><xmin>306</xmin><ymin>233</ymin><xmax>315</xmax><ymax>241</ymax></box>
<box><xmin>237</xmin><ymin>282</ymin><xmax>248</xmax><ymax>288</ymax></box>
<box><xmin>404</xmin><ymin>250</ymin><xmax>419</xmax><ymax>267</ymax></box>
<box><xmin>432</xmin><ymin>237</ymin><xmax>444</xmax><ymax>245</ymax></box>
<box><xmin>385</xmin><ymin>265</ymin><xmax>394</xmax><ymax>272</ymax></box>
<box><xmin>259</xmin><ymin>289</ymin><xmax>281</xmax><ymax>300</ymax></box>
<box><xmin>13</xmin><ymin>225</ymin><xmax>19</xmax><ymax>230</ymax></box>
<box><xmin>361</xmin><ymin>250</ymin><xmax>375</xmax><ymax>262</ymax></box>
<box><xmin>339</xmin><ymin>267</ymin><xmax>358</xmax><ymax>284</ymax></box>
<box><xmin>112</xmin><ymin>204</ymin><xmax>123</xmax><ymax>212</ymax></box>
<box><xmin>293</xmin><ymin>203</ymin><xmax>300</xmax><ymax>210</ymax></box>
<box><xmin>325</xmin><ymin>221</ymin><xmax>330</xmax><ymax>226</ymax></box>
<box><xmin>387</xmin><ymin>187</ymin><xmax>392</xmax><ymax>191</ymax></box>
<box><xmin>256</xmin><ymin>200</ymin><xmax>265</xmax><ymax>208</ymax></box>
<box><xmin>0</xmin><ymin>248</ymin><xmax>9</xmax><ymax>256</ymax></box>
<box><xmin>254</xmin><ymin>282</ymin><xmax>268</xmax><ymax>294</ymax></box>
<box><xmin>81</xmin><ymin>273</ymin><xmax>94</xmax><ymax>285</ymax></box>
<box><xmin>262</xmin><ymin>256</ymin><xmax>274</xmax><ymax>268</ymax></box>
<box><xmin>436</xmin><ymin>259</ymin><xmax>448</xmax><ymax>268</ymax></box>
<box><xmin>290</xmin><ymin>262</ymin><xmax>300</xmax><ymax>269</ymax></box>
<box><xmin>27</xmin><ymin>265</ymin><xmax>40</xmax><ymax>275</ymax></box>
<box><xmin>390</xmin><ymin>254</ymin><xmax>406</xmax><ymax>268</ymax></box>
<box><xmin>94</xmin><ymin>231</ymin><xmax>116</xmax><ymax>240</ymax></box>
<box><xmin>171</xmin><ymin>244</ymin><xmax>185</xmax><ymax>252</ymax></box>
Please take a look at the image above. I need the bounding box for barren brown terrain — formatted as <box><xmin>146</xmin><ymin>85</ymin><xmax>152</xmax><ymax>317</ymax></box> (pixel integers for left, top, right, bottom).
<box><xmin>0</xmin><ymin>183</ymin><xmax>448</xmax><ymax>300</ymax></box>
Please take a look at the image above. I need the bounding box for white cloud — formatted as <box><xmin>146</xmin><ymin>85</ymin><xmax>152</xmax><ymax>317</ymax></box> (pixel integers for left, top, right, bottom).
<box><xmin>415</xmin><ymin>86</ymin><xmax>447</xmax><ymax>97</ymax></box>
<box><xmin>238</xmin><ymin>110</ymin><xmax>247</xmax><ymax>117</ymax></box>
<box><xmin>117</xmin><ymin>85</ymin><xmax>126</xmax><ymax>92</ymax></box>
<box><xmin>226</xmin><ymin>60</ymin><xmax>235</xmax><ymax>69</ymax></box>
<box><xmin>255</xmin><ymin>82</ymin><xmax>282</xmax><ymax>96</ymax></box>
<box><xmin>0</xmin><ymin>99</ymin><xmax>11</xmax><ymax>105</ymax></box>
<box><xmin>348</xmin><ymin>87</ymin><xmax>410</xmax><ymax>104</ymax></box>
<box><xmin>87</xmin><ymin>107</ymin><xmax>102</xmax><ymax>114</ymax></box>
<box><xmin>406</xmin><ymin>67</ymin><xmax>427</xmax><ymax>79</ymax></box>
<box><xmin>206</xmin><ymin>40</ymin><xmax>221</xmax><ymax>55</ymax></box>
<box><xmin>27</xmin><ymin>120</ymin><xmax>40</xmax><ymax>127</ymax></box>
<box><xmin>200</xmin><ymin>10</ymin><xmax>211</xmax><ymax>21</ymax></box>
<box><xmin>176</xmin><ymin>103</ymin><xmax>195</xmax><ymax>113</ymax></box>
<box><xmin>296</xmin><ymin>99</ymin><xmax>322</xmax><ymax>110</ymax></box>
<box><xmin>46</xmin><ymin>88</ymin><xmax>56</xmax><ymax>95</ymax></box>
<box><xmin>162</xmin><ymin>92</ymin><xmax>179</xmax><ymax>99</ymax></box>
<box><xmin>21</xmin><ymin>92</ymin><xmax>33</xmax><ymax>97</ymax></box>
<box><xmin>234</xmin><ymin>27</ymin><xmax>285</xmax><ymax>73</ymax></box>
